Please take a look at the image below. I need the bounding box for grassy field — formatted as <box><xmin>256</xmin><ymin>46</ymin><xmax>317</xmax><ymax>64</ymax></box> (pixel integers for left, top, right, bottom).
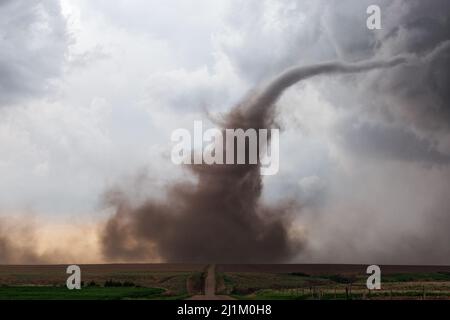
<box><xmin>0</xmin><ymin>286</ymin><xmax>166</xmax><ymax>300</ymax></box>
<box><xmin>0</xmin><ymin>264</ymin><xmax>207</xmax><ymax>300</ymax></box>
<box><xmin>221</xmin><ymin>273</ymin><xmax>450</xmax><ymax>300</ymax></box>
<box><xmin>2</xmin><ymin>264</ymin><xmax>450</xmax><ymax>300</ymax></box>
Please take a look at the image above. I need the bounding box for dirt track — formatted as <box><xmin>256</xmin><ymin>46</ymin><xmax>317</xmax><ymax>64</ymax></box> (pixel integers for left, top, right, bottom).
<box><xmin>187</xmin><ymin>264</ymin><xmax>234</xmax><ymax>300</ymax></box>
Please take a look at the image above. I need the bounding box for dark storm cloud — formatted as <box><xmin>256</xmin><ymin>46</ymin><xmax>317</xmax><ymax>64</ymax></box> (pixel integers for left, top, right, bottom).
<box><xmin>299</xmin><ymin>0</ymin><xmax>450</xmax><ymax>163</ymax></box>
<box><xmin>298</xmin><ymin>0</ymin><xmax>450</xmax><ymax>264</ymax></box>
<box><xmin>336</xmin><ymin>119</ymin><xmax>450</xmax><ymax>166</ymax></box>
<box><xmin>381</xmin><ymin>0</ymin><xmax>450</xmax><ymax>54</ymax></box>
<box><xmin>0</xmin><ymin>0</ymin><xmax>68</xmax><ymax>107</ymax></box>
<box><xmin>381</xmin><ymin>44</ymin><xmax>449</xmax><ymax>132</ymax></box>
<box><xmin>225</xmin><ymin>0</ymin><xmax>450</xmax><ymax>136</ymax></box>
<box><xmin>349</xmin><ymin>0</ymin><xmax>450</xmax><ymax>133</ymax></box>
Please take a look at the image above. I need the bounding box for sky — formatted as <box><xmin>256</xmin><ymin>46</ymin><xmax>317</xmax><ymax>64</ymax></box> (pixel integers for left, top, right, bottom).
<box><xmin>0</xmin><ymin>0</ymin><xmax>449</xmax><ymax>264</ymax></box>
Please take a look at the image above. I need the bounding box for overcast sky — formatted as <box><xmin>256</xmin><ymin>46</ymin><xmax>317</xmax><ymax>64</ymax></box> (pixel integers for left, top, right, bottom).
<box><xmin>0</xmin><ymin>0</ymin><xmax>449</xmax><ymax>264</ymax></box>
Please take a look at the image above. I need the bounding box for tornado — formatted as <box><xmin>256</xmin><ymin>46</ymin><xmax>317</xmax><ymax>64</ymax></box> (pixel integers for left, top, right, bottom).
<box><xmin>101</xmin><ymin>56</ymin><xmax>407</xmax><ymax>263</ymax></box>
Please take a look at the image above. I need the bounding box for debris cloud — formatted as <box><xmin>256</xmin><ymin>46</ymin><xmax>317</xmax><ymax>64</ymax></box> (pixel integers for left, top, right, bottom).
<box><xmin>101</xmin><ymin>56</ymin><xmax>406</xmax><ymax>263</ymax></box>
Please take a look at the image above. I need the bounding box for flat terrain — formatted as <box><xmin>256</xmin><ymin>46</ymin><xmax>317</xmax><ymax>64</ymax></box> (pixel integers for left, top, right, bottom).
<box><xmin>215</xmin><ymin>264</ymin><xmax>450</xmax><ymax>300</ymax></box>
<box><xmin>1</xmin><ymin>264</ymin><xmax>450</xmax><ymax>300</ymax></box>
<box><xmin>0</xmin><ymin>286</ymin><xmax>165</xmax><ymax>300</ymax></box>
<box><xmin>216</xmin><ymin>264</ymin><xmax>450</xmax><ymax>275</ymax></box>
<box><xmin>0</xmin><ymin>264</ymin><xmax>206</xmax><ymax>300</ymax></box>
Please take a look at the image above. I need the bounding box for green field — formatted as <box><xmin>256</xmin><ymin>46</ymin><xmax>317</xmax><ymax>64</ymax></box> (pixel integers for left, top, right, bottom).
<box><xmin>2</xmin><ymin>264</ymin><xmax>450</xmax><ymax>300</ymax></box>
<box><xmin>0</xmin><ymin>264</ymin><xmax>207</xmax><ymax>300</ymax></box>
<box><xmin>217</xmin><ymin>272</ymin><xmax>450</xmax><ymax>300</ymax></box>
<box><xmin>0</xmin><ymin>286</ymin><xmax>167</xmax><ymax>300</ymax></box>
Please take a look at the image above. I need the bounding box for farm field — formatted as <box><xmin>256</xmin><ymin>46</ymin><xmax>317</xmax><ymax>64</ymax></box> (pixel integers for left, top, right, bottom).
<box><xmin>0</xmin><ymin>264</ymin><xmax>207</xmax><ymax>300</ymax></box>
<box><xmin>215</xmin><ymin>264</ymin><xmax>450</xmax><ymax>300</ymax></box>
<box><xmin>0</xmin><ymin>286</ymin><xmax>166</xmax><ymax>300</ymax></box>
<box><xmin>1</xmin><ymin>264</ymin><xmax>450</xmax><ymax>300</ymax></box>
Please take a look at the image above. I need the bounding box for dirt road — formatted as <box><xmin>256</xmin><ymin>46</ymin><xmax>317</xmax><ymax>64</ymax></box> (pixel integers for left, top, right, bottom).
<box><xmin>187</xmin><ymin>264</ymin><xmax>234</xmax><ymax>300</ymax></box>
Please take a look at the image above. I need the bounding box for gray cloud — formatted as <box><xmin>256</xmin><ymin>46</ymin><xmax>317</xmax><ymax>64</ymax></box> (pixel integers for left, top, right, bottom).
<box><xmin>222</xmin><ymin>0</ymin><xmax>450</xmax><ymax>136</ymax></box>
<box><xmin>308</xmin><ymin>0</ymin><xmax>450</xmax><ymax>264</ymax></box>
<box><xmin>0</xmin><ymin>0</ymin><xmax>68</xmax><ymax>107</ymax></box>
<box><xmin>326</xmin><ymin>0</ymin><xmax>450</xmax><ymax>134</ymax></box>
<box><xmin>336</xmin><ymin>118</ymin><xmax>450</xmax><ymax>166</ymax></box>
